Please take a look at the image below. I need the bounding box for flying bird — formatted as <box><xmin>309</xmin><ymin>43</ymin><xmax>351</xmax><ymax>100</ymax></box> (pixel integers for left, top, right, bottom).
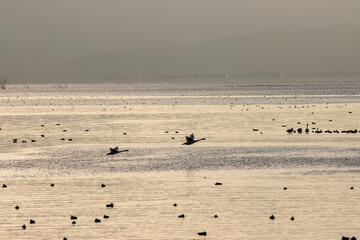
<box><xmin>106</xmin><ymin>146</ymin><xmax>129</xmax><ymax>155</ymax></box>
<box><xmin>182</xmin><ymin>133</ymin><xmax>206</xmax><ymax>145</ymax></box>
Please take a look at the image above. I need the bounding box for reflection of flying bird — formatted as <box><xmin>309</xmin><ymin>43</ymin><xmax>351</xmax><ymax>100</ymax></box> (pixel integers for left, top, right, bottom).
<box><xmin>182</xmin><ymin>133</ymin><xmax>206</xmax><ymax>145</ymax></box>
<box><xmin>106</xmin><ymin>146</ymin><xmax>129</xmax><ymax>155</ymax></box>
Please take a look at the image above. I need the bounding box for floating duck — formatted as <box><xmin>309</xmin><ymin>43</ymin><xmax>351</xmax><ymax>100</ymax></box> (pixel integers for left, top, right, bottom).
<box><xmin>106</xmin><ymin>203</ymin><xmax>114</xmax><ymax>208</ymax></box>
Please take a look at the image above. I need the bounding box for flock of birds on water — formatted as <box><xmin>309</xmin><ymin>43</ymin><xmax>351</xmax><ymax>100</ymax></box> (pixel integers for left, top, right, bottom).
<box><xmin>2</xmin><ymin>182</ymin><xmax>357</xmax><ymax>239</ymax></box>
<box><xmin>2</xmin><ymin>181</ymin><xmax>116</xmax><ymax>240</ymax></box>
<box><xmin>285</xmin><ymin>122</ymin><xmax>360</xmax><ymax>134</ymax></box>
<box><xmin>5</xmin><ymin>122</ymin><xmax>208</xmax><ymax>146</ymax></box>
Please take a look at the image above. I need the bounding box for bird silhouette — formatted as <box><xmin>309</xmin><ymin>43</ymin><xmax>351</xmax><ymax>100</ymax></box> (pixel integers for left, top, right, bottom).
<box><xmin>182</xmin><ymin>134</ymin><xmax>206</xmax><ymax>145</ymax></box>
<box><xmin>107</xmin><ymin>146</ymin><xmax>129</xmax><ymax>155</ymax></box>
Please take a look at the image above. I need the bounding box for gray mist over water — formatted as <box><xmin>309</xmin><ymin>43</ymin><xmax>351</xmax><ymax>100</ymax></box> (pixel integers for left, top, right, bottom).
<box><xmin>1</xmin><ymin>0</ymin><xmax>360</xmax><ymax>83</ymax></box>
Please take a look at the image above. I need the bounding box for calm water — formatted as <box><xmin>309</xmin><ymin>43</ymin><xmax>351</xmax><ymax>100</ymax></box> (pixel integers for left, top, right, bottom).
<box><xmin>0</xmin><ymin>79</ymin><xmax>360</xmax><ymax>239</ymax></box>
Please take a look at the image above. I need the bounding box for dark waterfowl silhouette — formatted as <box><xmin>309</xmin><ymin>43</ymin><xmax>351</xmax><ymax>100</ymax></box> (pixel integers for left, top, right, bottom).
<box><xmin>198</xmin><ymin>231</ymin><xmax>207</xmax><ymax>236</ymax></box>
<box><xmin>173</xmin><ymin>203</ymin><xmax>177</xmax><ymax>207</ymax></box>
<box><xmin>305</xmin><ymin>124</ymin><xmax>309</xmax><ymax>133</ymax></box>
<box><xmin>106</xmin><ymin>146</ymin><xmax>129</xmax><ymax>155</ymax></box>
<box><xmin>269</xmin><ymin>215</ymin><xmax>275</xmax><ymax>220</ymax></box>
<box><xmin>215</xmin><ymin>182</ymin><xmax>223</xmax><ymax>185</ymax></box>
<box><xmin>290</xmin><ymin>216</ymin><xmax>295</xmax><ymax>221</ymax></box>
<box><xmin>95</xmin><ymin>218</ymin><xmax>101</xmax><ymax>223</ymax></box>
<box><xmin>286</xmin><ymin>128</ymin><xmax>294</xmax><ymax>133</ymax></box>
<box><xmin>50</xmin><ymin>183</ymin><xmax>54</xmax><ymax>187</ymax></box>
<box><xmin>70</xmin><ymin>215</ymin><xmax>77</xmax><ymax>220</ymax></box>
<box><xmin>214</xmin><ymin>214</ymin><xmax>218</xmax><ymax>218</ymax></box>
<box><xmin>342</xmin><ymin>237</ymin><xmax>350</xmax><ymax>240</ymax></box>
<box><xmin>178</xmin><ymin>214</ymin><xmax>185</xmax><ymax>218</ymax></box>
<box><xmin>103</xmin><ymin>215</ymin><xmax>109</xmax><ymax>219</ymax></box>
<box><xmin>106</xmin><ymin>203</ymin><xmax>114</xmax><ymax>208</ymax></box>
<box><xmin>182</xmin><ymin>134</ymin><xmax>206</xmax><ymax>145</ymax></box>
<box><xmin>29</xmin><ymin>219</ymin><xmax>35</xmax><ymax>224</ymax></box>
<box><xmin>22</xmin><ymin>224</ymin><xmax>26</xmax><ymax>230</ymax></box>
<box><xmin>315</xmin><ymin>128</ymin><xmax>322</xmax><ymax>134</ymax></box>
<box><xmin>101</xmin><ymin>183</ymin><xmax>106</xmax><ymax>188</ymax></box>
<box><xmin>351</xmin><ymin>237</ymin><xmax>357</xmax><ymax>240</ymax></box>
<box><xmin>15</xmin><ymin>205</ymin><xmax>19</xmax><ymax>210</ymax></box>
<box><xmin>283</xmin><ymin>187</ymin><xmax>287</xmax><ymax>190</ymax></box>
<box><xmin>2</xmin><ymin>184</ymin><xmax>7</xmax><ymax>188</ymax></box>
<box><xmin>72</xmin><ymin>221</ymin><xmax>76</xmax><ymax>224</ymax></box>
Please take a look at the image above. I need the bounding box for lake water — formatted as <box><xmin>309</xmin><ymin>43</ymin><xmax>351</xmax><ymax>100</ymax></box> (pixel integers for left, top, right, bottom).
<box><xmin>0</xmin><ymin>79</ymin><xmax>359</xmax><ymax>239</ymax></box>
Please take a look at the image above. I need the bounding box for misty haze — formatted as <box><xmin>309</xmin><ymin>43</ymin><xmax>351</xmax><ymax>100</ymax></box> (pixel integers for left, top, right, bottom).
<box><xmin>1</xmin><ymin>0</ymin><xmax>360</xmax><ymax>83</ymax></box>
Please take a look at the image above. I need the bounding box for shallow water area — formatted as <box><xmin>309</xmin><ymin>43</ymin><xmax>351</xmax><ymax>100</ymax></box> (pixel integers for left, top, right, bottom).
<box><xmin>1</xmin><ymin>81</ymin><xmax>360</xmax><ymax>239</ymax></box>
<box><xmin>1</xmin><ymin>170</ymin><xmax>360</xmax><ymax>240</ymax></box>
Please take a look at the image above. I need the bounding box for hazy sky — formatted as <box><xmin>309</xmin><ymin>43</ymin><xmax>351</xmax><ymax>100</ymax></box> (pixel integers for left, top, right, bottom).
<box><xmin>1</xmin><ymin>0</ymin><xmax>360</xmax><ymax>82</ymax></box>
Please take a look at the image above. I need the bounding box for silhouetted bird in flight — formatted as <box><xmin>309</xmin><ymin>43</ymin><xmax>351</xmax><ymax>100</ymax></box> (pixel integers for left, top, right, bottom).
<box><xmin>182</xmin><ymin>133</ymin><xmax>206</xmax><ymax>145</ymax></box>
<box><xmin>107</xmin><ymin>146</ymin><xmax>129</xmax><ymax>155</ymax></box>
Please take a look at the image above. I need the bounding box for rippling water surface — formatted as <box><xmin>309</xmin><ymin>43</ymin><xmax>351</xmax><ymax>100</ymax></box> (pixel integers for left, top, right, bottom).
<box><xmin>1</xmin><ymin>80</ymin><xmax>360</xmax><ymax>239</ymax></box>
